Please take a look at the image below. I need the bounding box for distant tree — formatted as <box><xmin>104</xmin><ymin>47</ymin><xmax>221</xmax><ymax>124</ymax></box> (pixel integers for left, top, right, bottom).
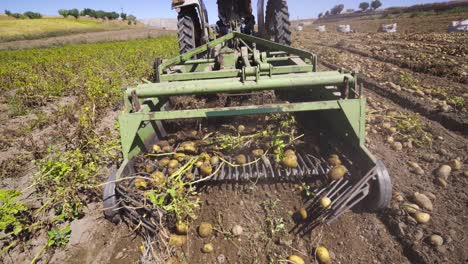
<box><xmin>11</xmin><ymin>13</ymin><xmax>26</xmax><ymax>19</ymax></box>
<box><xmin>58</xmin><ymin>9</ymin><xmax>69</xmax><ymax>18</ymax></box>
<box><xmin>346</xmin><ymin>9</ymin><xmax>355</xmax><ymax>13</ymax></box>
<box><xmin>5</xmin><ymin>10</ymin><xmax>12</xmax><ymax>16</ymax></box>
<box><xmin>120</xmin><ymin>12</ymin><xmax>127</xmax><ymax>20</ymax></box>
<box><xmin>330</xmin><ymin>4</ymin><xmax>345</xmax><ymax>15</ymax></box>
<box><xmin>23</xmin><ymin>11</ymin><xmax>42</xmax><ymax>19</ymax></box>
<box><xmin>371</xmin><ymin>0</ymin><xmax>382</xmax><ymax>10</ymax></box>
<box><xmin>69</xmin><ymin>8</ymin><xmax>79</xmax><ymax>19</ymax></box>
<box><xmin>94</xmin><ymin>10</ymin><xmax>106</xmax><ymax>19</ymax></box>
<box><xmin>127</xmin><ymin>14</ymin><xmax>137</xmax><ymax>25</ymax></box>
<box><xmin>325</xmin><ymin>10</ymin><xmax>330</xmax><ymax>16</ymax></box>
<box><xmin>107</xmin><ymin>12</ymin><xmax>119</xmax><ymax>20</ymax></box>
<box><xmin>318</xmin><ymin>12</ymin><xmax>323</xmax><ymax>18</ymax></box>
<box><xmin>359</xmin><ymin>2</ymin><xmax>370</xmax><ymax>11</ymax></box>
<box><xmin>80</xmin><ymin>8</ymin><xmax>96</xmax><ymax>17</ymax></box>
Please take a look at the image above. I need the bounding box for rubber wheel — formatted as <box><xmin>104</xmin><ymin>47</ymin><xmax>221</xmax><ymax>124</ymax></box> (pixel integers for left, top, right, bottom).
<box><xmin>177</xmin><ymin>7</ymin><xmax>202</xmax><ymax>55</ymax></box>
<box><xmin>103</xmin><ymin>170</ymin><xmax>121</xmax><ymax>224</ymax></box>
<box><xmin>364</xmin><ymin>160</ymin><xmax>392</xmax><ymax>211</ymax></box>
<box><xmin>265</xmin><ymin>0</ymin><xmax>292</xmax><ymax>45</ymax></box>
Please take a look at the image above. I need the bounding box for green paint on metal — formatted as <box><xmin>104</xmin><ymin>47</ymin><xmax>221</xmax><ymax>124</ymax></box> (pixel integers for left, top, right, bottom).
<box><xmin>128</xmin><ymin>101</ymin><xmax>342</xmax><ymax>120</ymax></box>
<box><xmin>129</xmin><ymin>72</ymin><xmax>354</xmax><ymax>98</ymax></box>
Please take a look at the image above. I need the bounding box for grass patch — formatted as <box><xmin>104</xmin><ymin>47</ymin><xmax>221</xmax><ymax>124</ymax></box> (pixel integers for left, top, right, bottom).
<box><xmin>0</xmin><ymin>17</ymin><xmax>139</xmax><ymax>42</ymax></box>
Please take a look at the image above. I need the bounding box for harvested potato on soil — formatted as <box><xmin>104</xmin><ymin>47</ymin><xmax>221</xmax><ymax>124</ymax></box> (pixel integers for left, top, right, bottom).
<box><xmin>150</xmin><ymin>171</ymin><xmax>166</xmax><ymax>187</ymax></box>
<box><xmin>134</xmin><ymin>178</ymin><xmax>147</xmax><ymax>189</ymax></box>
<box><xmin>152</xmin><ymin>144</ymin><xmax>162</xmax><ymax>153</ymax></box>
<box><xmin>320</xmin><ymin>197</ymin><xmax>332</xmax><ymax>209</ymax></box>
<box><xmin>198</xmin><ymin>222</ymin><xmax>213</xmax><ymax>238</ymax></box>
<box><xmin>328</xmin><ymin>165</ymin><xmax>347</xmax><ymax>181</ymax></box>
<box><xmin>200</xmin><ymin>162</ymin><xmax>213</xmax><ymax>176</ymax></box>
<box><xmin>145</xmin><ymin>163</ymin><xmax>154</xmax><ymax>174</ymax></box>
<box><xmin>158</xmin><ymin>158</ymin><xmax>170</xmax><ymax>168</ymax></box>
<box><xmin>298</xmin><ymin>208</ymin><xmax>308</xmax><ymax>220</ymax></box>
<box><xmin>210</xmin><ymin>156</ymin><xmax>219</xmax><ymax>166</ymax></box>
<box><xmin>327</xmin><ymin>154</ymin><xmax>341</xmax><ymax>166</ymax></box>
<box><xmin>435</xmin><ymin>164</ymin><xmax>452</xmax><ymax>180</ymax></box>
<box><xmin>176</xmin><ymin>222</ymin><xmax>188</xmax><ymax>235</ymax></box>
<box><xmin>237</xmin><ymin>124</ymin><xmax>246</xmax><ymax>133</ymax></box>
<box><xmin>316</xmin><ymin>246</ymin><xmax>331</xmax><ymax>264</ymax></box>
<box><xmin>169</xmin><ymin>235</ymin><xmax>186</xmax><ymax>247</ymax></box>
<box><xmin>429</xmin><ymin>234</ymin><xmax>444</xmax><ymax>246</ymax></box>
<box><xmin>202</xmin><ymin>243</ymin><xmax>214</xmax><ymax>253</ymax></box>
<box><xmin>287</xmin><ymin>255</ymin><xmax>305</xmax><ymax>264</ymax></box>
<box><xmin>402</xmin><ymin>203</ymin><xmax>420</xmax><ymax>214</ymax></box>
<box><xmin>168</xmin><ymin>159</ymin><xmax>179</xmax><ymax>169</ymax></box>
<box><xmin>251</xmin><ymin>149</ymin><xmax>264</xmax><ymax>157</ymax></box>
<box><xmin>235</xmin><ymin>154</ymin><xmax>247</xmax><ymax>165</ymax></box>
<box><xmin>162</xmin><ymin>145</ymin><xmax>173</xmax><ymax>153</ymax></box>
<box><xmin>413</xmin><ymin>192</ymin><xmax>433</xmax><ymax>211</ymax></box>
<box><xmin>282</xmin><ymin>155</ymin><xmax>298</xmax><ymax>168</ymax></box>
<box><xmin>414</xmin><ymin>212</ymin><xmax>431</xmax><ymax>224</ymax></box>
<box><xmin>173</xmin><ymin>153</ymin><xmax>186</xmax><ymax>162</ymax></box>
<box><xmin>195</xmin><ymin>160</ymin><xmax>203</xmax><ymax>168</ymax></box>
<box><xmin>284</xmin><ymin>149</ymin><xmax>296</xmax><ymax>157</ymax></box>
<box><xmin>180</xmin><ymin>141</ymin><xmax>197</xmax><ymax>153</ymax></box>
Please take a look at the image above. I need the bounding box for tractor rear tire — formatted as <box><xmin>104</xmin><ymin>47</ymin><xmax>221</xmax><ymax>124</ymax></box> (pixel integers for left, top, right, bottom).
<box><xmin>177</xmin><ymin>7</ymin><xmax>202</xmax><ymax>55</ymax></box>
<box><xmin>265</xmin><ymin>0</ymin><xmax>291</xmax><ymax>45</ymax></box>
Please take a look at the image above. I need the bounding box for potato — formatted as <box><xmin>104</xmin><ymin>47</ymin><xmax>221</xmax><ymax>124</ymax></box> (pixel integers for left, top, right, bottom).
<box><xmin>402</xmin><ymin>203</ymin><xmax>420</xmax><ymax>214</ymax></box>
<box><xmin>316</xmin><ymin>246</ymin><xmax>331</xmax><ymax>264</ymax></box>
<box><xmin>413</xmin><ymin>192</ymin><xmax>433</xmax><ymax>211</ymax></box>
<box><xmin>284</xmin><ymin>149</ymin><xmax>296</xmax><ymax>157</ymax></box>
<box><xmin>237</xmin><ymin>125</ymin><xmax>246</xmax><ymax>133</ymax></box>
<box><xmin>198</xmin><ymin>222</ymin><xmax>213</xmax><ymax>238</ymax></box>
<box><xmin>162</xmin><ymin>145</ymin><xmax>173</xmax><ymax>153</ymax></box>
<box><xmin>152</xmin><ymin>144</ymin><xmax>162</xmax><ymax>153</ymax></box>
<box><xmin>235</xmin><ymin>154</ymin><xmax>247</xmax><ymax>165</ymax></box>
<box><xmin>176</xmin><ymin>222</ymin><xmax>188</xmax><ymax>235</ymax></box>
<box><xmin>282</xmin><ymin>155</ymin><xmax>298</xmax><ymax>168</ymax></box>
<box><xmin>168</xmin><ymin>159</ymin><xmax>179</xmax><ymax>169</ymax></box>
<box><xmin>328</xmin><ymin>165</ymin><xmax>347</xmax><ymax>181</ymax></box>
<box><xmin>150</xmin><ymin>171</ymin><xmax>166</xmax><ymax>187</ymax></box>
<box><xmin>145</xmin><ymin>163</ymin><xmax>154</xmax><ymax>174</ymax></box>
<box><xmin>298</xmin><ymin>208</ymin><xmax>308</xmax><ymax>220</ymax></box>
<box><xmin>180</xmin><ymin>141</ymin><xmax>197</xmax><ymax>153</ymax></box>
<box><xmin>435</xmin><ymin>165</ymin><xmax>451</xmax><ymax>180</ymax></box>
<box><xmin>167</xmin><ymin>167</ymin><xmax>176</xmax><ymax>176</ymax></box>
<box><xmin>173</xmin><ymin>153</ymin><xmax>186</xmax><ymax>162</ymax></box>
<box><xmin>251</xmin><ymin>149</ymin><xmax>265</xmax><ymax>157</ymax></box>
<box><xmin>134</xmin><ymin>178</ymin><xmax>147</xmax><ymax>189</ymax></box>
<box><xmin>158</xmin><ymin>158</ymin><xmax>170</xmax><ymax>168</ymax></box>
<box><xmin>287</xmin><ymin>255</ymin><xmax>305</xmax><ymax>264</ymax></box>
<box><xmin>210</xmin><ymin>156</ymin><xmax>219</xmax><ymax>166</ymax></box>
<box><xmin>185</xmin><ymin>172</ymin><xmax>195</xmax><ymax>181</ymax></box>
<box><xmin>169</xmin><ymin>234</ymin><xmax>186</xmax><ymax>247</ymax></box>
<box><xmin>320</xmin><ymin>197</ymin><xmax>332</xmax><ymax>209</ymax></box>
<box><xmin>200</xmin><ymin>162</ymin><xmax>213</xmax><ymax>176</ymax></box>
<box><xmin>327</xmin><ymin>154</ymin><xmax>341</xmax><ymax>166</ymax></box>
<box><xmin>195</xmin><ymin>160</ymin><xmax>203</xmax><ymax>168</ymax></box>
<box><xmin>414</xmin><ymin>212</ymin><xmax>431</xmax><ymax>224</ymax></box>
<box><xmin>202</xmin><ymin>243</ymin><xmax>214</xmax><ymax>253</ymax></box>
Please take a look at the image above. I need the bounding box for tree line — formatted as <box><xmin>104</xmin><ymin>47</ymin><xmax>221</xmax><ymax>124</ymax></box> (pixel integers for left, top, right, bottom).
<box><xmin>4</xmin><ymin>10</ymin><xmax>42</xmax><ymax>19</ymax></box>
<box><xmin>58</xmin><ymin>8</ymin><xmax>136</xmax><ymax>22</ymax></box>
<box><xmin>318</xmin><ymin>0</ymin><xmax>382</xmax><ymax>18</ymax></box>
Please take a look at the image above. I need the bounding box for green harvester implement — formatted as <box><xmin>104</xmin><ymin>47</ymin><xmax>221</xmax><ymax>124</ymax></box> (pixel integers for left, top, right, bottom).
<box><xmin>103</xmin><ymin>32</ymin><xmax>392</xmax><ymax>229</ymax></box>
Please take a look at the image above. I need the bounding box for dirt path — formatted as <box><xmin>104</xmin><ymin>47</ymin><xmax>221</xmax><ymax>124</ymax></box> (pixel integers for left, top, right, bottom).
<box><xmin>0</xmin><ymin>28</ymin><xmax>174</xmax><ymax>50</ymax></box>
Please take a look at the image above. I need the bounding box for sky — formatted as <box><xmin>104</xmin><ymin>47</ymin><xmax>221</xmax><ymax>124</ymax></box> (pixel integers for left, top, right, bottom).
<box><xmin>1</xmin><ymin>0</ymin><xmax>450</xmax><ymax>21</ymax></box>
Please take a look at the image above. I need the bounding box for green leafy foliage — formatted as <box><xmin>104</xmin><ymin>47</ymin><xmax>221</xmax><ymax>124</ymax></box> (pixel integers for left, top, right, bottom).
<box><xmin>47</xmin><ymin>225</ymin><xmax>71</xmax><ymax>247</ymax></box>
<box><xmin>0</xmin><ymin>190</ymin><xmax>27</xmax><ymax>235</ymax></box>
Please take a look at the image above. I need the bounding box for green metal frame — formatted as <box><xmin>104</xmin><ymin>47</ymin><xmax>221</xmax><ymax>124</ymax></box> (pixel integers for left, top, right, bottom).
<box><xmin>117</xmin><ymin>32</ymin><xmax>372</xmax><ymax>169</ymax></box>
